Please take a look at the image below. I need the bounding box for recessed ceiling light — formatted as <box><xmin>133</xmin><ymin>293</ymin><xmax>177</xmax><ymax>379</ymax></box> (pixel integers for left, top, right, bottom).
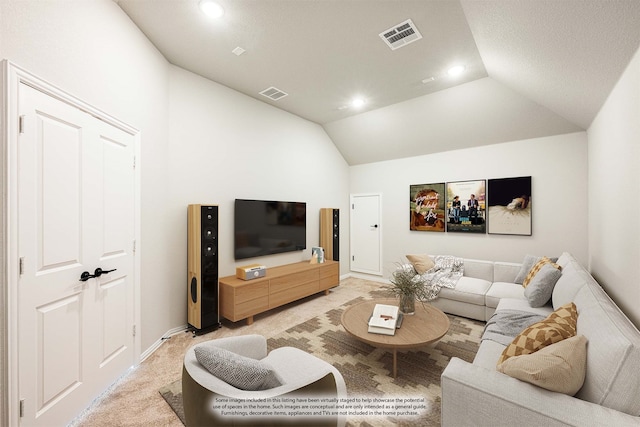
<box><xmin>199</xmin><ymin>0</ymin><xmax>224</xmax><ymax>18</ymax></box>
<box><xmin>351</xmin><ymin>98</ymin><xmax>366</xmax><ymax>109</ymax></box>
<box><xmin>447</xmin><ymin>65</ymin><xmax>466</xmax><ymax>77</ymax></box>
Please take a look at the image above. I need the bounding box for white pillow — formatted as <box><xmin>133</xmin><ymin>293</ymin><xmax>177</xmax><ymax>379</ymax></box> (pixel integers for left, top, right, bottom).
<box><xmin>194</xmin><ymin>344</ymin><xmax>283</xmax><ymax>391</ymax></box>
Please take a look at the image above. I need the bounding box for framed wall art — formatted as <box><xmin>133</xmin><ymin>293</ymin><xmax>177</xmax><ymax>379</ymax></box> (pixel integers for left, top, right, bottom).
<box><xmin>446</xmin><ymin>180</ymin><xmax>486</xmax><ymax>233</ymax></box>
<box><xmin>410</xmin><ymin>183</ymin><xmax>445</xmax><ymax>232</ymax></box>
<box><xmin>487</xmin><ymin>176</ymin><xmax>532</xmax><ymax>235</ymax></box>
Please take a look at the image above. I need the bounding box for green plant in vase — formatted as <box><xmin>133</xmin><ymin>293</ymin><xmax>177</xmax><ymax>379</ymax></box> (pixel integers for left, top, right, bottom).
<box><xmin>386</xmin><ymin>263</ymin><xmax>438</xmax><ymax>315</ymax></box>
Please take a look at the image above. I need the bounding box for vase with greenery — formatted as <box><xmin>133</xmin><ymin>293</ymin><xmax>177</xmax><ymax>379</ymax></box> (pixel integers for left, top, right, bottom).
<box><xmin>386</xmin><ymin>263</ymin><xmax>437</xmax><ymax>315</ymax></box>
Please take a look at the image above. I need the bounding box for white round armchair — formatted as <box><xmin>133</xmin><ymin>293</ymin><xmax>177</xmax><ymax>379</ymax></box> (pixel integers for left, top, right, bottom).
<box><xmin>182</xmin><ymin>334</ymin><xmax>347</xmax><ymax>426</ymax></box>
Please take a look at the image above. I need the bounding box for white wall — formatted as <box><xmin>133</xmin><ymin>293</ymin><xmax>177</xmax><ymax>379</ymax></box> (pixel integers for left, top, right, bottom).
<box><xmin>0</xmin><ymin>0</ymin><xmax>171</xmax><ymax>353</ymax></box>
<box><xmin>350</xmin><ymin>132</ymin><xmax>588</xmax><ymax>278</ymax></box>
<box><xmin>166</xmin><ymin>67</ymin><xmax>350</xmax><ymax>321</ymax></box>
<box><xmin>0</xmin><ymin>0</ymin><xmax>351</xmax><ymax>358</ymax></box>
<box><xmin>588</xmin><ymin>45</ymin><xmax>640</xmax><ymax>328</ymax></box>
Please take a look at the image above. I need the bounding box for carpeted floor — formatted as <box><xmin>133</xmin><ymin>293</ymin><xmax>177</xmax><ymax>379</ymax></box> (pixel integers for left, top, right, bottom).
<box><xmin>71</xmin><ymin>278</ymin><xmax>484</xmax><ymax>427</ymax></box>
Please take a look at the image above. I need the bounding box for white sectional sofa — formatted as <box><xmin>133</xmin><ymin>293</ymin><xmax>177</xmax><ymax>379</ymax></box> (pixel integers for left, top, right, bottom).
<box><xmin>431</xmin><ymin>252</ymin><xmax>640</xmax><ymax>426</ymax></box>
<box><xmin>427</xmin><ymin>256</ymin><xmax>523</xmax><ymax>321</ymax></box>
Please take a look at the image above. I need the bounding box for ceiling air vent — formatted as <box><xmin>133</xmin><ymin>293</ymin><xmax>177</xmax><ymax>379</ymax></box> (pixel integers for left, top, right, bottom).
<box><xmin>379</xmin><ymin>19</ymin><xmax>422</xmax><ymax>50</ymax></box>
<box><xmin>259</xmin><ymin>86</ymin><xmax>288</xmax><ymax>101</ymax></box>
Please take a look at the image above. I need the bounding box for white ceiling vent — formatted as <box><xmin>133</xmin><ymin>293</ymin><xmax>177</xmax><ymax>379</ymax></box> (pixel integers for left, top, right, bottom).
<box><xmin>379</xmin><ymin>19</ymin><xmax>422</xmax><ymax>50</ymax></box>
<box><xmin>259</xmin><ymin>86</ymin><xmax>288</xmax><ymax>101</ymax></box>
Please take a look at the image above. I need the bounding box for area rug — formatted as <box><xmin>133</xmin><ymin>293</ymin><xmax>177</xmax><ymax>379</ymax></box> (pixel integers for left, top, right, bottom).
<box><xmin>159</xmin><ymin>291</ymin><xmax>484</xmax><ymax>426</ymax></box>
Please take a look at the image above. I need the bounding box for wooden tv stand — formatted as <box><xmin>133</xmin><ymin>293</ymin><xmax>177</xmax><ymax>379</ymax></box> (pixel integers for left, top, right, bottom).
<box><xmin>219</xmin><ymin>260</ymin><xmax>339</xmax><ymax>325</ymax></box>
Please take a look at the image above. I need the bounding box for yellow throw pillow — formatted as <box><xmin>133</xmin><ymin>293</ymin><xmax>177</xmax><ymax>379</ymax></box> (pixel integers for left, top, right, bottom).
<box><xmin>497</xmin><ymin>335</ymin><xmax>587</xmax><ymax>396</ymax></box>
<box><xmin>523</xmin><ymin>257</ymin><xmax>561</xmax><ymax>288</ymax></box>
<box><xmin>406</xmin><ymin>254</ymin><xmax>435</xmax><ymax>275</ymax></box>
<box><xmin>497</xmin><ymin>302</ymin><xmax>578</xmax><ymax>365</ymax></box>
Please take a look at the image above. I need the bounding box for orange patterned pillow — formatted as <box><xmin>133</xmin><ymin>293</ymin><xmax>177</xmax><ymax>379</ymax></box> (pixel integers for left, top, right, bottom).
<box><xmin>523</xmin><ymin>257</ymin><xmax>561</xmax><ymax>288</ymax></box>
<box><xmin>497</xmin><ymin>302</ymin><xmax>578</xmax><ymax>365</ymax></box>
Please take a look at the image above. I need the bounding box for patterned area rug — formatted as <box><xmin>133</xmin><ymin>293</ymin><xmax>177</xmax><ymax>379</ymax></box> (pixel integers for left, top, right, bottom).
<box><xmin>159</xmin><ymin>290</ymin><xmax>484</xmax><ymax>426</ymax></box>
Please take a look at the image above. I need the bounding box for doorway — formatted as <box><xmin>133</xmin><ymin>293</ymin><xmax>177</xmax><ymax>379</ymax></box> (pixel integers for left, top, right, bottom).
<box><xmin>2</xmin><ymin>62</ymin><xmax>141</xmax><ymax>426</ymax></box>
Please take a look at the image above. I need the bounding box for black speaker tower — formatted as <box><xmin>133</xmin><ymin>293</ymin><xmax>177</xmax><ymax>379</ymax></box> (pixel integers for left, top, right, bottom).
<box><xmin>187</xmin><ymin>204</ymin><xmax>221</xmax><ymax>333</ymax></box>
<box><xmin>320</xmin><ymin>208</ymin><xmax>340</xmax><ymax>261</ymax></box>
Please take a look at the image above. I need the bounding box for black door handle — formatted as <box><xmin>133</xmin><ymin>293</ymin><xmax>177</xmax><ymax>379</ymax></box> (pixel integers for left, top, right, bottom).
<box><xmin>371</xmin><ymin>224</ymin><xmax>378</xmax><ymax>228</ymax></box>
<box><xmin>80</xmin><ymin>271</ymin><xmax>96</xmax><ymax>282</ymax></box>
<box><xmin>80</xmin><ymin>268</ymin><xmax>117</xmax><ymax>281</ymax></box>
<box><xmin>94</xmin><ymin>268</ymin><xmax>117</xmax><ymax>277</ymax></box>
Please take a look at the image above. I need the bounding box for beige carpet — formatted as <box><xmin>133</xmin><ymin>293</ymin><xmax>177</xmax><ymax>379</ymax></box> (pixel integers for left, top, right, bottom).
<box><xmin>70</xmin><ymin>278</ymin><xmax>483</xmax><ymax>426</ymax></box>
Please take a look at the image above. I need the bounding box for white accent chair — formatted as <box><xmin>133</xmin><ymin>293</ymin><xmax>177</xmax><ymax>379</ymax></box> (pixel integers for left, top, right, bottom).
<box><xmin>182</xmin><ymin>334</ymin><xmax>347</xmax><ymax>426</ymax></box>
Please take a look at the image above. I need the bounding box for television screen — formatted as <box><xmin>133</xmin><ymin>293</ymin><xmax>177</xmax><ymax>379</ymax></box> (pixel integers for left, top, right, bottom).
<box><xmin>234</xmin><ymin>199</ymin><xmax>306</xmax><ymax>260</ymax></box>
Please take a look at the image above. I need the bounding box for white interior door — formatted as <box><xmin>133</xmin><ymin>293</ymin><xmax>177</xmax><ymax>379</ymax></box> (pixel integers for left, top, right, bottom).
<box><xmin>350</xmin><ymin>193</ymin><xmax>382</xmax><ymax>275</ymax></box>
<box><xmin>17</xmin><ymin>82</ymin><xmax>135</xmax><ymax>426</ymax></box>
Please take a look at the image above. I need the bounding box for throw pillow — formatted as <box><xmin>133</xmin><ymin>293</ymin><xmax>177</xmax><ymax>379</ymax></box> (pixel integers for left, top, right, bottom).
<box><xmin>497</xmin><ymin>302</ymin><xmax>578</xmax><ymax>365</ymax></box>
<box><xmin>497</xmin><ymin>335</ymin><xmax>587</xmax><ymax>396</ymax></box>
<box><xmin>514</xmin><ymin>254</ymin><xmax>559</xmax><ymax>285</ymax></box>
<box><xmin>524</xmin><ymin>263</ymin><xmax>562</xmax><ymax>307</ymax></box>
<box><xmin>194</xmin><ymin>345</ymin><xmax>283</xmax><ymax>391</ymax></box>
<box><xmin>522</xmin><ymin>257</ymin><xmax>561</xmax><ymax>288</ymax></box>
<box><xmin>406</xmin><ymin>254</ymin><xmax>435</xmax><ymax>275</ymax></box>
<box><xmin>514</xmin><ymin>254</ymin><xmax>540</xmax><ymax>284</ymax></box>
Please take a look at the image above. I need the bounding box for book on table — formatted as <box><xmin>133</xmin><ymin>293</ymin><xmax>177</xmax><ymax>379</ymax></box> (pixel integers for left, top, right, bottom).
<box><xmin>368</xmin><ymin>304</ymin><xmax>400</xmax><ymax>335</ymax></box>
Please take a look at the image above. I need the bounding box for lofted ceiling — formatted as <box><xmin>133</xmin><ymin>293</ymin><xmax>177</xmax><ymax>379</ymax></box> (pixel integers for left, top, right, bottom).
<box><xmin>116</xmin><ymin>0</ymin><xmax>640</xmax><ymax>165</ymax></box>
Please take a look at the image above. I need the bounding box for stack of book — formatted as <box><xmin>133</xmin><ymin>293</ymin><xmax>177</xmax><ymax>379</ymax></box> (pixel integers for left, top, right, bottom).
<box><xmin>368</xmin><ymin>304</ymin><xmax>401</xmax><ymax>335</ymax></box>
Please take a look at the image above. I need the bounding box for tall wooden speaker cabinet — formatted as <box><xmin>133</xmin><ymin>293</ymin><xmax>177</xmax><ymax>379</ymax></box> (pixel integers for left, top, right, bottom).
<box><xmin>320</xmin><ymin>208</ymin><xmax>340</xmax><ymax>261</ymax></box>
<box><xmin>188</xmin><ymin>204</ymin><xmax>221</xmax><ymax>332</ymax></box>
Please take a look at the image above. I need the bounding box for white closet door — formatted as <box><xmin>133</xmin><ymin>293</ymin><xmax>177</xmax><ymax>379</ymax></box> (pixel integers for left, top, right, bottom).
<box><xmin>17</xmin><ymin>83</ymin><xmax>135</xmax><ymax>426</ymax></box>
<box><xmin>350</xmin><ymin>193</ymin><xmax>383</xmax><ymax>275</ymax></box>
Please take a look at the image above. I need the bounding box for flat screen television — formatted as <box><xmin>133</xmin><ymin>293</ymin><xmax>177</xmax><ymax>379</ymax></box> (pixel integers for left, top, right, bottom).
<box><xmin>234</xmin><ymin>199</ymin><xmax>306</xmax><ymax>260</ymax></box>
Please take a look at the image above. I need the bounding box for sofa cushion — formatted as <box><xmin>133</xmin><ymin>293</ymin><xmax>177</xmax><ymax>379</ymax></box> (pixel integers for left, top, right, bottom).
<box><xmin>554</xmin><ymin>252</ymin><xmax>572</xmax><ymax>269</ymax></box>
<box><xmin>493</xmin><ymin>262</ymin><xmax>522</xmax><ymax>283</ymax></box>
<box><xmin>437</xmin><ymin>276</ymin><xmax>491</xmax><ymax>305</ymax></box>
<box><xmin>552</xmin><ymin>254</ymin><xmax>588</xmax><ymax>309</ymax></box>
<box><xmin>462</xmin><ymin>259</ymin><xmax>494</xmax><ymax>282</ymax></box>
<box><xmin>495</xmin><ymin>298</ymin><xmax>553</xmax><ymax>317</ymax></box>
<box><xmin>497</xmin><ymin>302</ymin><xmax>577</xmax><ymax>365</ymax></box>
<box><xmin>485</xmin><ymin>282</ymin><xmax>526</xmax><ymax>309</ymax></box>
<box><xmin>524</xmin><ymin>263</ymin><xmax>562</xmax><ymax>307</ymax></box>
<box><xmin>194</xmin><ymin>344</ymin><xmax>283</xmax><ymax>391</ymax></box>
<box><xmin>406</xmin><ymin>254</ymin><xmax>435</xmax><ymax>274</ymax></box>
<box><xmin>473</xmin><ymin>339</ymin><xmax>506</xmax><ymax>370</ymax></box>
<box><xmin>573</xmin><ymin>283</ymin><xmax>640</xmax><ymax>415</ymax></box>
<box><xmin>497</xmin><ymin>335</ymin><xmax>587</xmax><ymax>396</ymax></box>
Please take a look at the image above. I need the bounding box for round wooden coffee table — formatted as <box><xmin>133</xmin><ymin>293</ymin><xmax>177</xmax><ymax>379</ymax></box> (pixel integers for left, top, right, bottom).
<box><xmin>341</xmin><ymin>298</ymin><xmax>450</xmax><ymax>378</ymax></box>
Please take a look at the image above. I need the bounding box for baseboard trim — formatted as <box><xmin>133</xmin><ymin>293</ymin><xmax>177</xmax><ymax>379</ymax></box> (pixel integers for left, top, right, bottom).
<box><xmin>139</xmin><ymin>273</ymin><xmax>384</xmax><ymax>363</ymax></box>
<box><xmin>140</xmin><ymin>325</ymin><xmax>189</xmax><ymax>363</ymax></box>
<box><xmin>347</xmin><ymin>272</ymin><xmax>388</xmax><ymax>284</ymax></box>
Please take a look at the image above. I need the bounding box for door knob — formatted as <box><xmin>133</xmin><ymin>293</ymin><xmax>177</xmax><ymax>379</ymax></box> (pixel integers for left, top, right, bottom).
<box><xmin>94</xmin><ymin>268</ymin><xmax>117</xmax><ymax>277</ymax></box>
<box><xmin>371</xmin><ymin>224</ymin><xmax>378</xmax><ymax>228</ymax></box>
<box><xmin>79</xmin><ymin>271</ymin><xmax>96</xmax><ymax>282</ymax></box>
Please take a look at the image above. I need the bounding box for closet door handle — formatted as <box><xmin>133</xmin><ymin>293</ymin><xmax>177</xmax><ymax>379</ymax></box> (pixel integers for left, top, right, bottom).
<box><xmin>79</xmin><ymin>271</ymin><xmax>96</xmax><ymax>282</ymax></box>
<box><xmin>94</xmin><ymin>268</ymin><xmax>117</xmax><ymax>278</ymax></box>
